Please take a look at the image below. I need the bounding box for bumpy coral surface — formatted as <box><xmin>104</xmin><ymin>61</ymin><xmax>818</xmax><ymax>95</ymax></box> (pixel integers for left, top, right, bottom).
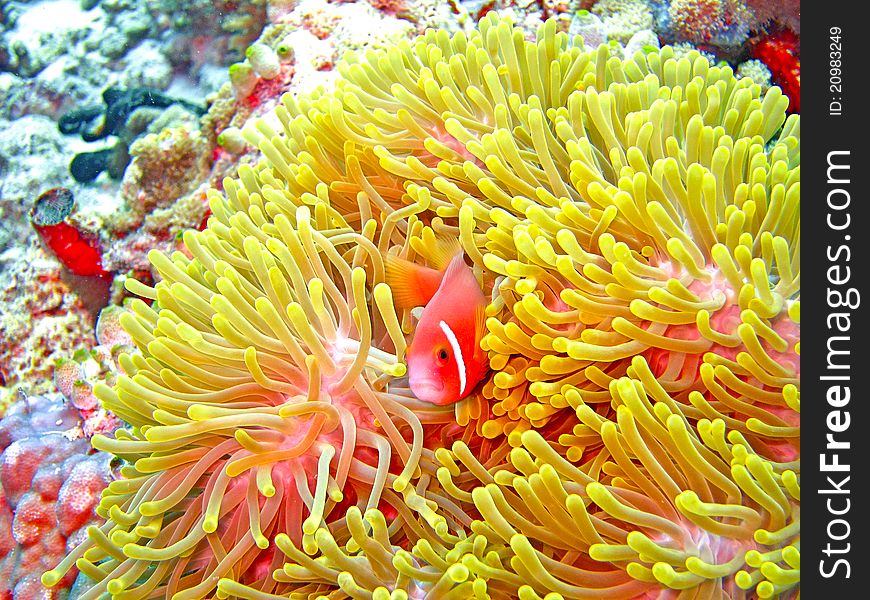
<box><xmin>668</xmin><ymin>0</ymin><xmax>754</xmax><ymax>49</ymax></box>
<box><xmin>46</xmin><ymin>14</ymin><xmax>799</xmax><ymax>600</ymax></box>
<box><xmin>120</xmin><ymin>125</ymin><xmax>211</xmax><ymax>220</ymax></box>
<box><xmin>0</xmin><ymin>394</ymin><xmax>112</xmax><ymax>599</ymax></box>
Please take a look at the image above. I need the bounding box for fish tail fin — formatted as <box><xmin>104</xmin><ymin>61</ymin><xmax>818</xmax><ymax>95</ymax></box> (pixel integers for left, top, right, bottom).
<box><xmin>384</xmin><ymin>254</ymin><xmax>442</xmax><ymax>309</ymax></box>
<box><xmin>411</xmin><ymin>228</ymin><xmax>463</xmax><ymax>271</ymax></box>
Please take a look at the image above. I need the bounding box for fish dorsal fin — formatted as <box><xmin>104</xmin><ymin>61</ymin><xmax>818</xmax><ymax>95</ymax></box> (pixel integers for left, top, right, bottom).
<box><xmin>385</xmin><ymin>254</ymin><xmax>443</xmax><ymax>309</ymax></box>
<box><xmin>474</xmin><ymin>303</ymin><xmax>487</xmax><ymax>349</ymax></box>
<box><xmin>440</xmin><ymin>251</ymin><xmax>471</xmax><ymax>287</ymax></box>
<box><xmin>411</xmin><ymin>229</ymin><xmax>463</xmax><ymax>271</ymax></box>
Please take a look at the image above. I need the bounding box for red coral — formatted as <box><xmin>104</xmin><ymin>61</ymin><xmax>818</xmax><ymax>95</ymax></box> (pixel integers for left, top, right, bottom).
<box><xmin>30</xmin><ymin>188</ymin><xmax>110</xmax><ymax>279</ymax></box>
<box><xmin>753</xmin><ymin>29</ymin><xmax>800</xmax><ymax>112</ymax></box>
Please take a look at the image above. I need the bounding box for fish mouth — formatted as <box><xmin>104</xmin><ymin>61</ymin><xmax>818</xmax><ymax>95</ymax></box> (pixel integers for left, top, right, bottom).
<box><xmin>409</xmin><ymin>377</ymin><xmax>445</xmax><ymax>403</ymax></box>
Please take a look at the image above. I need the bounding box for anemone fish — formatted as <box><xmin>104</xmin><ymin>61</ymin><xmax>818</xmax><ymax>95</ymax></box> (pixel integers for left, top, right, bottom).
<box><xmin>386</xmin><ymin>248</ymin><xmax>488</xmax><ymax>405</ymax></box>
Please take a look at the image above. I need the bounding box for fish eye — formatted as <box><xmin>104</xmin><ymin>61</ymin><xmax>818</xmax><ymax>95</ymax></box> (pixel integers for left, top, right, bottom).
<box><xmin>437</xmin><ymin>349</ymin><xmax>449</xmax><ymax>361</ymax></box>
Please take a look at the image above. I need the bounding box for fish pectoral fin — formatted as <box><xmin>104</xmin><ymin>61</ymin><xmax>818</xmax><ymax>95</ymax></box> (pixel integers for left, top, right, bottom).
<box><xmin>384</xmin><ymin>253</ymin><xmax>442</xmax><ymax>309</ymax></box>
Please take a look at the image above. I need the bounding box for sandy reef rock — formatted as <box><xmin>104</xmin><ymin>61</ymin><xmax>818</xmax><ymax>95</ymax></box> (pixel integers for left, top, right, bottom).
<box><xmin>0</xmin><ymin>242</ymin><xmax>97</xmax><ymax>407</ymax></box>
<box><xmin>0</xmin><ymin>115</ymin><xmax>70</xmax><ymax>248</ymax></box>
<box><xmin>624</xmin><ymin>28</ymin><xmax>660</xmax><ymax>55</ymax></box>
<box><xmin>1</xmin><ymin>0</ymin><xmax>104</xmax><ymax>79</ymax></box>
<box><xmin>0</xmin><ymin>0</ymin><xmax>262</xmax><ymax>123</ymax></box>
<box><xmin>568</xmin><ymin>10</ymin><xmax>608</xmax><ymax>48</ymax></box>
<box><xmin>265</xmin><ymin>0</ymin><xmax>435</xmax><ymax>96</ymax></box>
<box><xmin>329</xmin><ymin>2</ymin><xmax>417</xmax><ymax>55</ymax></box>
<box><xmin>115</xmin><ymin>39</ymin><xmax>174</xmax><ymax>91</ymax></box>
<box><xmin>1</xmin><ymin>0</ymin><xmax>145</xmax><ymax>115</ymax></box>
<box><xmin>591</xmin><ymin>0</ymin><xmax>655</xmax><ymax>44</ymax></box>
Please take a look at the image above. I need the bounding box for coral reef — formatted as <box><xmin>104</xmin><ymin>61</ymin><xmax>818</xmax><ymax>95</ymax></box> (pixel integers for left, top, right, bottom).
<box><xmin>0</xmin><ymin>242</ymin><xmax>97</xmax><ymax>407</ymax></box>
<box><xmin>60</xmin><ymin>86</ymin><xmax>206</xmax><ymax>183</ymax></box>
<box><xmin>567</xmin><ymin>9</ymin><xmax>608</xmax><ymax>49</ymax></box>
<box><xmin>0</xmin><ymin>394</ymin><xmax>112</xmax><ymax>598</ymax></box>
<box><xmin>0</xmin><ymin>0</ymin><xmax>105</xmax><ymax>79</ymax></box>
<box><xmin>624</xmin><ymin>28</ymin><xmax>661</xmax><ymax>55</ymax></box>
<box><xmin>1</xmin><ymin>1</ymin><xmax>327</xmax><ymax>415</ymax></box>
<box><xmin>744</xmin><ymin>0</ymin><xmax>799</xmax><ymax>33</ymax></box>
<box><xmin>667</xmin><ymin>0</ymin><xmax>754</xmax><ymax>53</ymax></box>
<box><xmin>147</xmin><ymin>0</ymin><xmax>269</xmax><ymax>63</ymax></box>
<box><xmin>367</xmin><ymin>0</ymin><xmax>468</xmax><ymax>33</ymax></box>
<box><xmin>0</xmin><ymin>0</ymin><xmax>177</xmax><ymax>121</ymax></box>
<box><xmin>119</xmin><ymin>123</ymin><xmax>211</xmax><ymax>220</ymax></box>
<box><xmin>45</xmin><ymin>14</ymin><xmax>800</xmax><ymax>599</ymax></box>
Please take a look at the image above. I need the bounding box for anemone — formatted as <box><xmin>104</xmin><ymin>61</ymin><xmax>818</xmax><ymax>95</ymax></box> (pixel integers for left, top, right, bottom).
<box><xmin>45</xmin><ymin>13</ymin><xmax>799</xmax><ymax>600</ymax></box>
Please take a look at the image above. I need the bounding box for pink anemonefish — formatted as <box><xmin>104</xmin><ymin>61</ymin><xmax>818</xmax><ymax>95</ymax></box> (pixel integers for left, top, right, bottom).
<box><xmin>385</xmin><ymin>247</ymin><xmax>488</xmax><ymax>406</ymax></box>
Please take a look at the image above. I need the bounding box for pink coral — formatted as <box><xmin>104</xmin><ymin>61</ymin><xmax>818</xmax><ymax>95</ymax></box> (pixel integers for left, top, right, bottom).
<box><xmin>57</xmin><ymin>460</ymin><xmax>109</xmax><ymax>538</ymax></box>
<box><xmin>52</xmin><ymin>306</ymin><xmax>129</xmax><ymax>439</ymax></box>
<box><xmin>0</xmin><ymin>395</ymin><xmax>112</xmax><ymax>599</ymax></box>
<box><xmin>94</xmin><ymin>304</ymin><xmax>134</xmax><ymax>350</ymax></box>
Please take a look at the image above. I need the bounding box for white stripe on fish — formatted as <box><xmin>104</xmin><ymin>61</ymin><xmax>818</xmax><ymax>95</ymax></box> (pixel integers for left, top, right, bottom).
<box><xmin>439</xmin><ymin>319</ymin><xmax>466</xmax><ymax>396</ymax></box>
